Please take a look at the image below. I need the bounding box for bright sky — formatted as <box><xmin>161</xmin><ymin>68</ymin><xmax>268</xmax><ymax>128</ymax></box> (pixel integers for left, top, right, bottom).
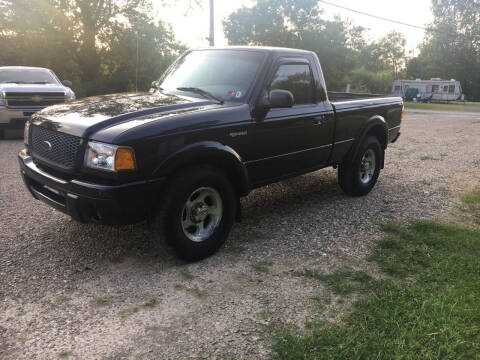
<box><xmin>155</xmin><ymin>0</ymin><xmax>433</xmax><ymax>55</ymax></box>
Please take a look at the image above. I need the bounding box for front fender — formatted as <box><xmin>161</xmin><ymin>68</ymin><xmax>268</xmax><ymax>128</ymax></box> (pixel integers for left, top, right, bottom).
<box><xmin>154</xmin><ymin>141</ymin><xmax>250</xmax><ymax>196</ymax></box>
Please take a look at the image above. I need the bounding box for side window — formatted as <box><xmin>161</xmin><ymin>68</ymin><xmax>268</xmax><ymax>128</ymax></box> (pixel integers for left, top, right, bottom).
<box><xmin>269</xmin><ymin>64</ymin><xmax>314</xmax><ymax>105</ymax></box>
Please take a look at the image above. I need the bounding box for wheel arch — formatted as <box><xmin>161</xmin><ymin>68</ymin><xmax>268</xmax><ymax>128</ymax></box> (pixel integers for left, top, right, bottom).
<box><xmin>350</xmin><ymin>115</ymin><xmax>388</xmax><ymax>168</ymax></box>
<box><xmin>154</xmin><ymin>141</ymin><xmax>250</xmax><ymax>197</ymax></box>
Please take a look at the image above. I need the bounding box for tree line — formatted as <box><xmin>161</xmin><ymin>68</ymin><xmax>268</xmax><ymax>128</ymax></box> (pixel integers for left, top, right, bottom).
<box><xmin>0</xmin><ymin>0</ymin><xmax>185</xmax><ymax>98</ymax></box>
<box><xmin>1</xmin><ymin>0</ymin><xmax>478</xmax><ymax>100</ymax></box>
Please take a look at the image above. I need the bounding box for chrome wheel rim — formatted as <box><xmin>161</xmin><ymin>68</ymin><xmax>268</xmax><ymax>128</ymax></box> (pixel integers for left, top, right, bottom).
<box><xmin>359</xmin><ymin>149</ymin><xmax>376</xmax><ymax>184</ymax></box>
<box><xmin>181</xmin><ymin>187</ymin><xmax>223</xmax><ymax>242</ymax></box>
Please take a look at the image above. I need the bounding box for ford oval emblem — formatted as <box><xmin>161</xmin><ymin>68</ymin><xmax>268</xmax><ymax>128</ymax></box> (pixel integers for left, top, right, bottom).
<box><xmin>42</xmin><ymin>141</ymin><xmax>52</xmax><ymax>151</ymax></box>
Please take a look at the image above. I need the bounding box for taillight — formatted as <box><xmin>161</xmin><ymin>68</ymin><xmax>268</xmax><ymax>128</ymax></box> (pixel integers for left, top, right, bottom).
<box><xmin>400</xmin><ymin>105</ymin><xmax>404</xmax><ymax>122</ymax></box>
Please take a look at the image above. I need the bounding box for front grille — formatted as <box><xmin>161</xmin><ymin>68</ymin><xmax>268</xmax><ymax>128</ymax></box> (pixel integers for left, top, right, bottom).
<box><xmin>30</xmin><ymin>125</ymin><xmax>81</xmax><ymax>170</ymax></box>
<box><xmin>5</xmin><ymin>92</ymin><xmax>65</xmax><ymax>108</ymax></box>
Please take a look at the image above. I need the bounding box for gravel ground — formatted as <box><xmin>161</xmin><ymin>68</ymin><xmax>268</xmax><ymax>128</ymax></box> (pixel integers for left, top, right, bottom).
<box><xmin>1</xmin><ymin>110</ymin><xmax>480</xmax><ymax>359</ymax></box>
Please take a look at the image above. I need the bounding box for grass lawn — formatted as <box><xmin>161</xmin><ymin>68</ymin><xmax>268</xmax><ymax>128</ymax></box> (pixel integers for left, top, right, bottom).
<box><xmin>273</xmin><ymin>192</ymin><xmax>480</xmax><ymax>359</ymax></box>
<box><xmin>404</xmin><ymin>102</ymin><xmax>480</xmax><ymax>112</ymax></box>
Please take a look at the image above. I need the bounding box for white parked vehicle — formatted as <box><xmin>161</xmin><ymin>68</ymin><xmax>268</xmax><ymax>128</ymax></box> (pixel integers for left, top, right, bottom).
<box><xmin>0</xmin><ymin>66</ymin><xmax>75</xmax><ymax>138</ymax></box>
<box><xmin>392</xmin><ymin>78</ymin><xmax>463</xmax><ymax>101</ymax></box>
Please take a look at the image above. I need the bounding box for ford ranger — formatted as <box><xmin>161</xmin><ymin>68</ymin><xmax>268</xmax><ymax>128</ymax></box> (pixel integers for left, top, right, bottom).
<box><xmin>19</xmin><ymin>47</ymin><xmax>402</xmax><ymax>261</ymax></box>
<box><xmin>0</xmin><ymin>66</ymin><xmax>75</xmax><ymax>138</ymax></box>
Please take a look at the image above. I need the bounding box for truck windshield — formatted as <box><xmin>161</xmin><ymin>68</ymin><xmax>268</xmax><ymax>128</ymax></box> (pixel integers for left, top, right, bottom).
<box><xmin>0</xmin><ymin>69</ymin><xmax>58</xmax><ymax>84</ymax></box>
<box><xmin>160</xmin><ymin>50</ymin><xmax>265</xmax><ymax>102</ymax></box>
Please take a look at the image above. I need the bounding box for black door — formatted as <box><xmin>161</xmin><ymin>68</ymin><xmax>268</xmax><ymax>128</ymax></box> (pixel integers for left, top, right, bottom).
<box><xmin>246</xmin><ymin>60</ymin><xmax>334</xmax><ymax>186</ymax></box>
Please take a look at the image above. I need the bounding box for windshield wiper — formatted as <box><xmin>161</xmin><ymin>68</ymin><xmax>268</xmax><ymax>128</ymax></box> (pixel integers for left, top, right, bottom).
<box><xmin>176</xmin><ymin>87</ymin><xmax>224</xmax><ymax>104</ymax></box>
<box><xmin>30</xmin><ymin>81</ymin><xmax>50</xmax><ymax>84</ymax></box>
<box><xmin>0</xmin><ymin>81</ymin><xmax>26</xmax><ymax>84</ymax></box>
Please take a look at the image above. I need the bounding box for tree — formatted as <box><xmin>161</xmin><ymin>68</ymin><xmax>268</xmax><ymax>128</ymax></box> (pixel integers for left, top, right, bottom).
<box><xmin>0</xmin><ymin>0</ymin><xmax>185</xmax><ymax>97</ymax></box>
<box><xmin>371</xmin><ymin>31</ymin><xmax>407</xmax><ymax>79</ymax></box>
<box><xmin>407</xmin><ymin>0</ymin><xmax>480</xmax><ymax>100</ymax></box>
<box><xmin>223</xmin><ymin>0</ymin><xmax>367</xmax><ymax>92</ymax></box>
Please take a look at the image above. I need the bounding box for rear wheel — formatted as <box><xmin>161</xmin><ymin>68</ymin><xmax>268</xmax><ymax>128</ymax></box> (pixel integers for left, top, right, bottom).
<box><xmin>152</xmin><ymin>165</ymin><xmax>236</xmax><ymax>262</ymax></box>
<box><xmin>338</xmin><ymin>136</ymin><xmax>382</xmax><ymax>197</ymax></box>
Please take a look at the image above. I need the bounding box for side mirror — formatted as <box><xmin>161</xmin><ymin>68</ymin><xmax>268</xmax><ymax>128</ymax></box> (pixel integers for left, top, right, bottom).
<box><xmin>268</xmin><ymin>89</ymin><xmax>294</xmax><ymax>108</ymax></box>
<box><xmin>62</xmin><ymin>80</ymin><xmax>72</xmax><ymax>87</ymax></box>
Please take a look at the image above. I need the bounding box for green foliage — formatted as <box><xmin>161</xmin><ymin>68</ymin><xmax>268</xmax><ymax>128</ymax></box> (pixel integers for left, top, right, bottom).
<box><xmin>407</xmin><ymin>0</ymin><xmax>480</xmax><ymax>101</ymax></box>
<box><xmin>223</xmin><ymin>0</ymin><xmax>407</xmax><ymax>93</ymax></box>
<box><xmin>349</xmin><ymin>67</ymin><xmax>395</xmax><ymax>94</ymax></box>
<box><xmin>273</xmin><ymin>221</ymin><xmax>480</xmax><ymax>359</ymax></box>
<box><xmin>0</xmin><ymin>0</ymin><xmax>185</xmax><ymax>97</ymax></box>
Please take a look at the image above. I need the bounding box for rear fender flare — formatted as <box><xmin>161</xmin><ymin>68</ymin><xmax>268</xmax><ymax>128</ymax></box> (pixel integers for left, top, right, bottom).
<box><xmin>349</xmin><ymin>116</ymin><xmax>388</xmax><ymax>168</ymax></box>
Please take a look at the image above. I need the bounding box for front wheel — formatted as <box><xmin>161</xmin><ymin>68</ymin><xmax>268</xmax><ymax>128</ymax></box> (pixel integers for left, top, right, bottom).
<box><xmin>338</xmin><ymin>136</ymin><xmax>383</xmax><ymax>197</ymax></box>
<box><xmin>152</xmin><ymin>165</ymin><xmax>236</xmax><ymax>262</ymax></box>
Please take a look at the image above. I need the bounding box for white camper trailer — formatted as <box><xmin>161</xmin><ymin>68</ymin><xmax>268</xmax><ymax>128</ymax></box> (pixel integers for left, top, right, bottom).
<box><xmin>392</xmin><ymin>78</ymin><xmax>463</xmax><ymax>101</ymax></box>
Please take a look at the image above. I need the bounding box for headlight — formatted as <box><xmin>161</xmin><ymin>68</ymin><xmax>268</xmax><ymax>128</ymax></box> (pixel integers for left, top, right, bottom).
<box><xmin>84</xmin><ymin>141</ymin><xmax>136</xmax><ymax>172</ymax></box>
<box><xmin>65</xmin><ymin>90</ymin><xmax>76</xmax><ymax>102</ymax></box>
<box><xmin>24</xmin><ymin>121</ymin><xmax>30</xmax><ymax>145</ymax></box>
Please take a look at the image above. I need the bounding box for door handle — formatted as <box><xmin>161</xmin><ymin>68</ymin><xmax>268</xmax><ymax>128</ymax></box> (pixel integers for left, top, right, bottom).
<box><xmin>313</xmin><ymin>115</ymin><xmax>325</xmax><ymax>125</ymax></box>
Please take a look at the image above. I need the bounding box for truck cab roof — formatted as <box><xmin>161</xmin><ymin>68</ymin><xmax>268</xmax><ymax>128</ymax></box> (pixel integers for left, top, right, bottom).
<box><xmin>193</xmin><ymin>46</ymin><xmax>315</xmax><ymax>57</ymax></box>
<box><xmin>0</xmin><ymin>66</ymin><xmax>54</xmax><ymax>71</ymax></box>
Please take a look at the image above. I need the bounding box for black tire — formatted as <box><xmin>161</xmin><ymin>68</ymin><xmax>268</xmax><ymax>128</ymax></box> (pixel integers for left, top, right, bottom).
<box><xmin>338</xmin><ymin>136</ymin><xmax>383</xmax><ymax>197</ymax></box>
<box><xmin>152</xmin><ymin>165</ymin><xmax>236</xmax><ymax>262</ymax></box>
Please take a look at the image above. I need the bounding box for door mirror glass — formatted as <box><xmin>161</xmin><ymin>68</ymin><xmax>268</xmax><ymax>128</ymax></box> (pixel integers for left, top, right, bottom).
<box><xmin>268</xmin><ymin>89</ymin><xmax>294</xmax><ymax>108</ymax></box>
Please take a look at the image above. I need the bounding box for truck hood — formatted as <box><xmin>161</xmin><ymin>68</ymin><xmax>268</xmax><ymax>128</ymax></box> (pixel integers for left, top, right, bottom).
<box><xmin>32</xmin><ymin>91</ymin><xmax>222</xmax><ymax>139</ymax></box>
<box><xmin>0</xmin><ymin>83</ymin><xmax>69</xmax><ymax>93</ymax></box>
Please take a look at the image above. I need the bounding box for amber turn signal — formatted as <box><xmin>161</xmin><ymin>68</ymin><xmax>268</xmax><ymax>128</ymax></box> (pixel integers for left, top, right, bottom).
<box><xmin>114</xmin><ymin>147</ymin><xmax>136</xmax><ymax>171</ymax></box>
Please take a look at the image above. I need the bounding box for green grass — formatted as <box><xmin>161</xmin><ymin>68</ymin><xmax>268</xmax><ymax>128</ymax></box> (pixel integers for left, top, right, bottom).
<box><xmin>118</xmin><ymin>306</ymin><xmax>139</xmax><ymax>318</ymax></box>
<box><xmin>142</xmin><ymin>297</ymin><xmax>157</xmax><ymax>308</ymax></box>
<box><xmin>251</xmin><ymin>260</ymin><xmax>273</xmax><ymax>273</ymax></box>
<box><xmin>174</xmin><ymin>283</ymin><xmax>208</xmax><ymax>298</ymax></box>
<box><xmin>57</xmin><ymin>350</ymin><xmax>72</xmax><ymax>358</ymax></box>
<box><xmin>273</xmin><ymin>221</ymin><xmax>480</xmax><ymax>359</ymax></box>
<box><xmin>460</xmin><ymin>189</ymin><xmax>480</xmax><ymax>223</ymax></box>
<box><xmin>461</xmin><ymin>189</ymin><xmax>480</xmax><ymax>211</ymax></box>
<box><xmin>179</xmin><ymin>268</ymin><xmax>195</xmax><ymax>281</ymax></box>
<box><xmin>90</xmin><ymin>296</ymin><xmax>114</xmax><ymax>307</ymax></box>
<box><xmin>404</xmin><ymin>102</ymin><xmax>480</xmax><ymax>112</ymax></box>
<box><xmin>299</xmin><ymin>267</ymin><xmax>374</xmax><ymax>296</ymax></box>
<box><xmin>420</xmin><ymin>155</ymin><xmax>440</xmax><ymax>161</ymax></box>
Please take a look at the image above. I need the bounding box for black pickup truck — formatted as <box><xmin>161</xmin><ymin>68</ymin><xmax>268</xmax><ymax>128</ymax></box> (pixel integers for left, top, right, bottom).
<box><xmin>19</xmin><ymin>47</ymin><xmax>403</xmax><ymax>261</ymax></box>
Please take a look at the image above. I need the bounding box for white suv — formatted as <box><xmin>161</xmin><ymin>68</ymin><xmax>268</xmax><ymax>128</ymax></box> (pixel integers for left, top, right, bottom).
<box><xmin>0</xmin><ymin>66</ymin><xmax>75</xmax><ymax>138</ymax></box>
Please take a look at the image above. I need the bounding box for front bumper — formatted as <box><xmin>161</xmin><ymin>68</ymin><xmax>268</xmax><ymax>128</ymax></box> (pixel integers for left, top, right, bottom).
<box><xmin>19</xmin><ymin>149</ymin><xmax>165</xmax><ymax>225</ymax></box>
<box><xmin>0</xmin><ymin>106</ymin><xmax>39</xmax><ymax>129</ymax></box>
